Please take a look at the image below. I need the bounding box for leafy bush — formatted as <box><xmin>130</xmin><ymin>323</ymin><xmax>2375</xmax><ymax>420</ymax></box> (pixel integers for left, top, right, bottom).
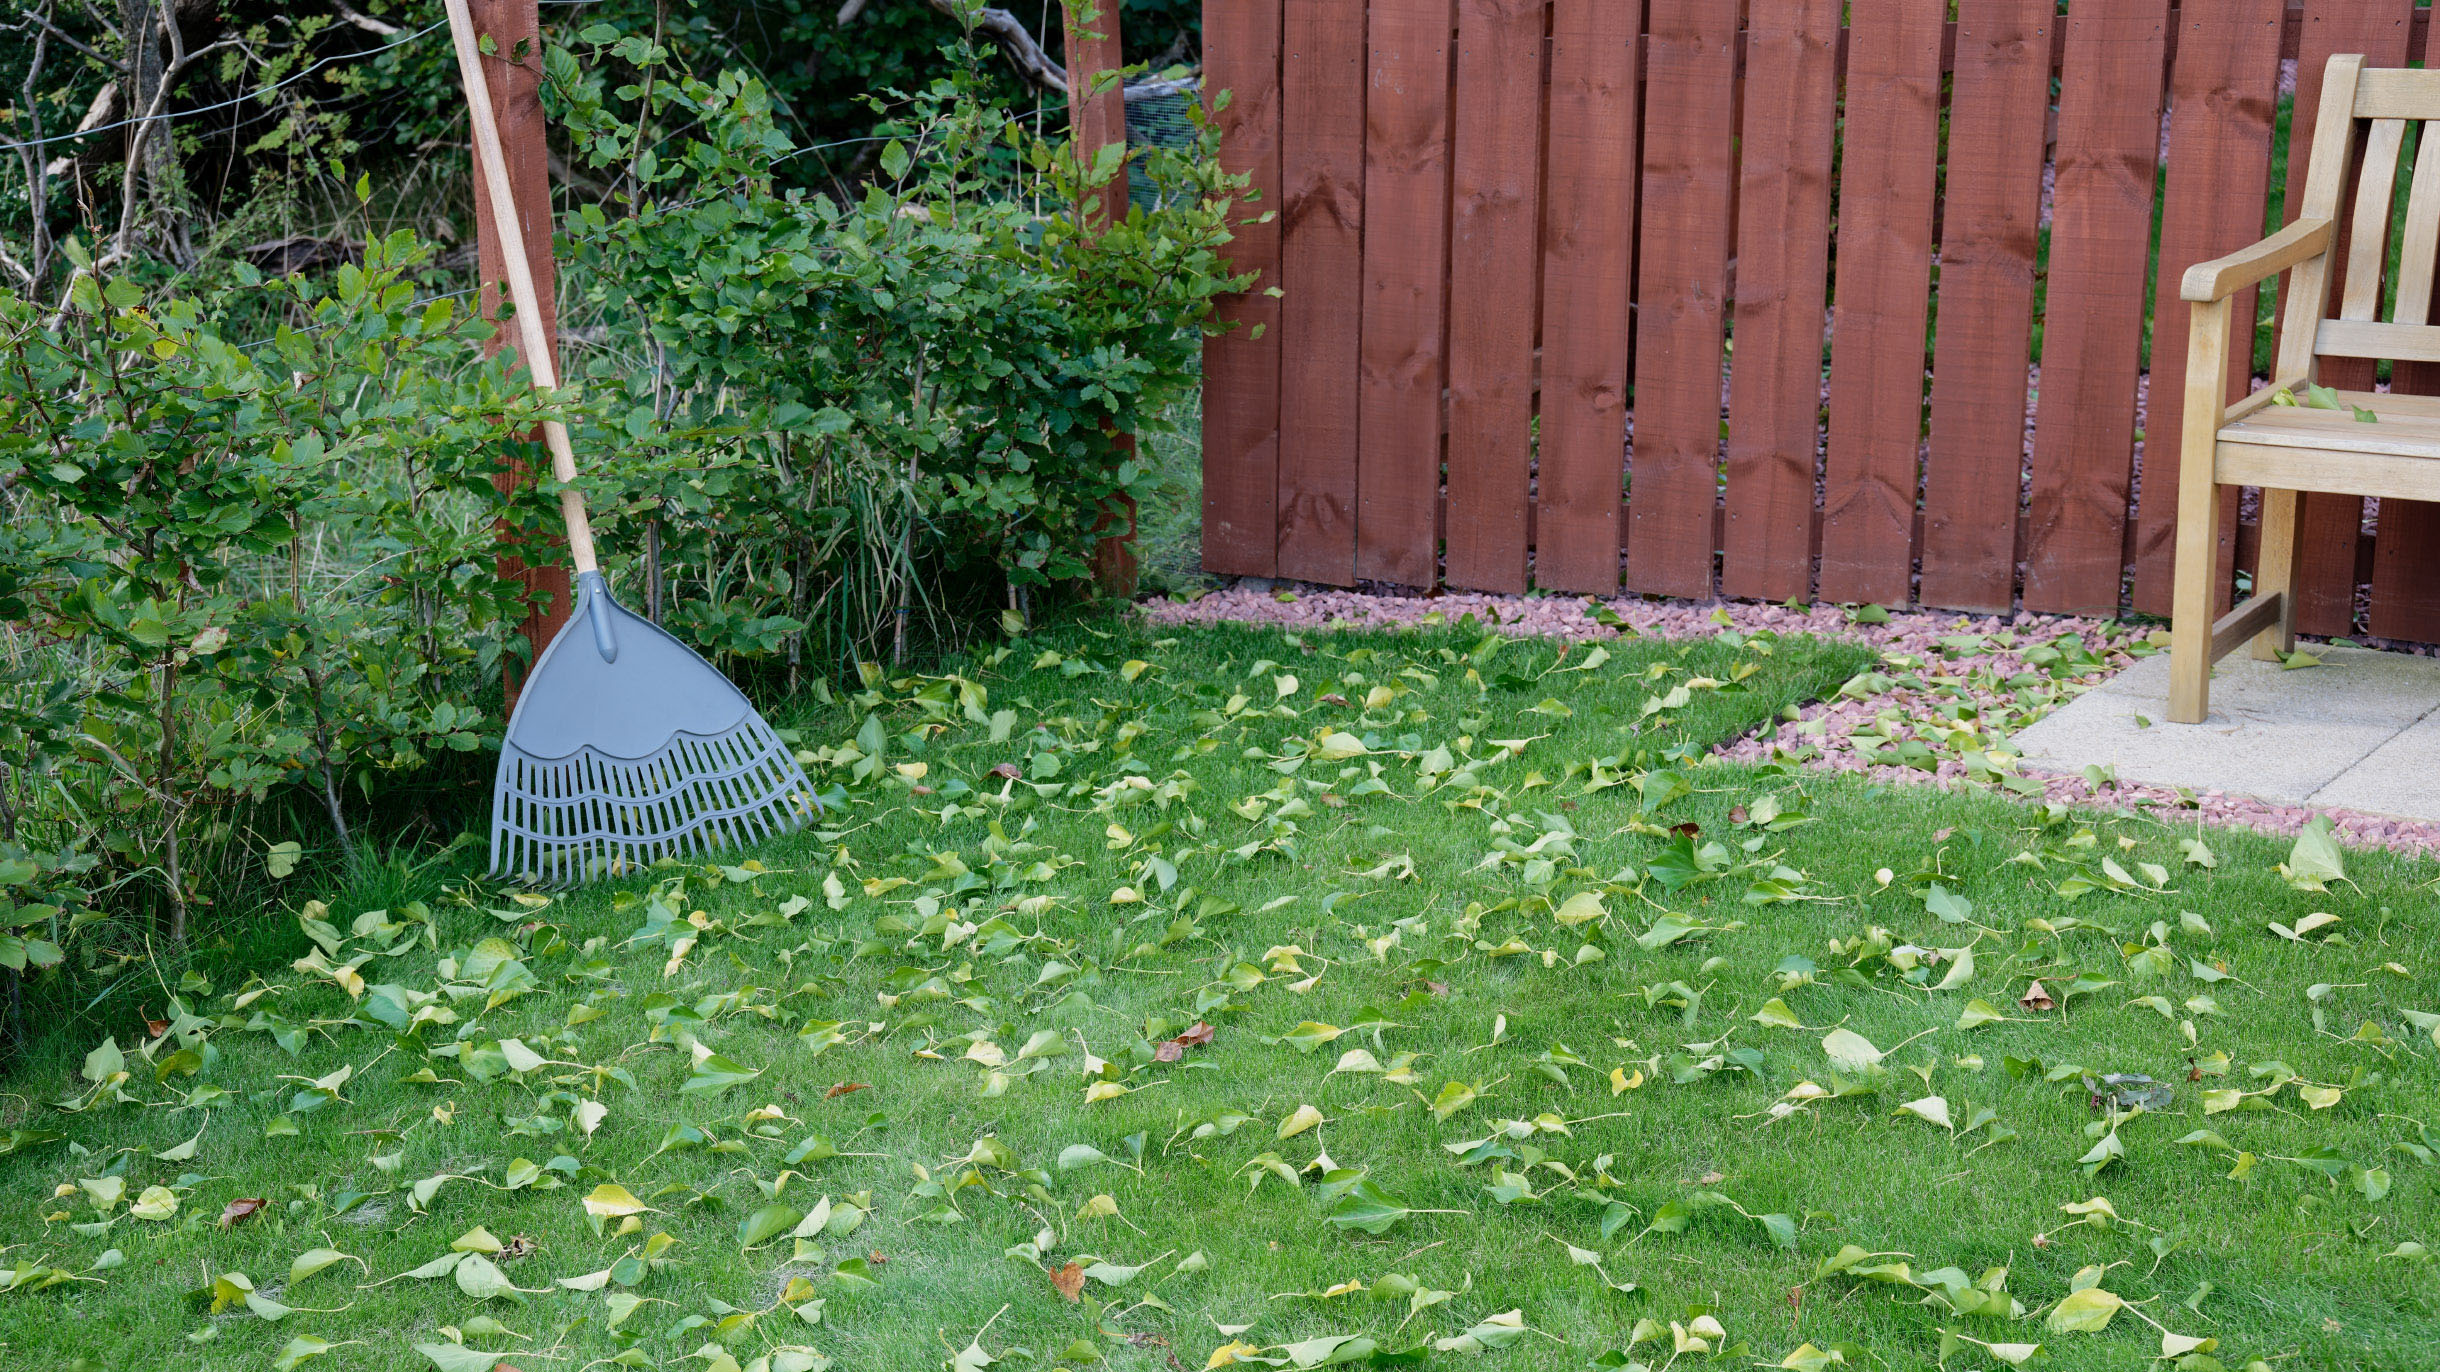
<box><xmin>0</xmin><ymin>32</ymin><xmax>1246</xmax><ymax>1044</ymax></box>
<box><xmin>551</xmin><ymin>48</ymin><xmax>1245</xmax><ymax>669</ymax></box>
<box><xmin>0</xmin><ymin>229</ymin><xmax>540</xmax><ymax>957</ymax></box>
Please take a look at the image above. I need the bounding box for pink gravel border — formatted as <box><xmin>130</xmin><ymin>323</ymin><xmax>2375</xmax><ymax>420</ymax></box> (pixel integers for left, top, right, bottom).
<box><xmin>1144</xmin><ymin>584</ymin><xmax>2440</xmax><ymax>859</ymax></box>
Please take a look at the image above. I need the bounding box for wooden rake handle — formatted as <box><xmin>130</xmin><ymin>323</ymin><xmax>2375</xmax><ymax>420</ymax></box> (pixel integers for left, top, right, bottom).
<box><xmin>443</xmin><ymin>0</ymin><xmax>600</xmax><ymax>578</ymax></box>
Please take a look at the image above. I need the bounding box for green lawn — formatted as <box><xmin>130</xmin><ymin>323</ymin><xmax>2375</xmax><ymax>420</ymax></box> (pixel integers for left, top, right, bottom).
<box><xmin>3</xmin><ymin>618</ymin><xmax>2434</xmax><ymax>1372</ymax></box>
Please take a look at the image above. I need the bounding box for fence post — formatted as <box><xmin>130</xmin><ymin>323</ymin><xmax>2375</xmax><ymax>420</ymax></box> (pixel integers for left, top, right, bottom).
<box><xmin>469</xmin><ymin>0</ymin><xmax>567</xmax><ymax>707</ymax></box>
<box><xmin>1063</xmin><ymin>2</ymin><xmax>1140</xmax><ymax>597</ymax></box>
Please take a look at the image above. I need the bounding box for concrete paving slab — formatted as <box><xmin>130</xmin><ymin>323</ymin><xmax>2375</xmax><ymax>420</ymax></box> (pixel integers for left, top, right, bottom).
<box><xmin>2077</xmin><ymin>640</ymin><xmax>2440</xmax><ymax>725</ymax></box>
<box><xmin>2310</xmin><ymin>710</ymin><xmax>2440</xmax><ymax>818</ymax></box>
<box><xmin>2012</xmin><ymin>683</ymin><xmax>2405</xmax><ymax>804</ymax></box>
<box><xmin>2013</xmin><ymin>642</ymin><xmax>2440</xmax><ymax>813</ymax></box>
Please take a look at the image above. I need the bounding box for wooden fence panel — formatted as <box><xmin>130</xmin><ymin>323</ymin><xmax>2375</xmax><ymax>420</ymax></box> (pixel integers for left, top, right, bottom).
<box><xmin>1354</xmin><ymin>0</ymin><xmax>1454</xmax><ymax>587</ymax></box>
<box><xmin>1819</xmin><ymin>0</ymin><xmax>1945</xmax><ymax>607</ymax></box>
<box><xmin>1442</xmin><ymin>0</ymin><xmax>1549</xmax><ymax>593</ymax></box>
<box><xmin>1918</xmin><ymin>0</ymin><xmax>2054</xmax><ymax>613</ymax></box>
<box><xmin>2287</xmin><ymin>3</ymin><xmax>2416</xmax><ymax>636</ymax></box>
<box><xmin>1534</xmin><ymin>1</ymin><xmax>1639</xmax><ymax>595</ymax></box>
<box><xmin>2132</xmin><ymin>0</ymin><xmax>2286</xmax><ymax>620</ymax></box>
<box><xmin>1274</xmin><ymin>0</ymin><xmax>1368</xmax><ymax>584</ymax></box>
<box><xmin>1201</xmin><ymin>5</ymin><xmax>2440</xmax><ymax>651</ymax></box>
<box><xmin>1628</xmin><ymin>0</ymin><xmax>1738</xmax><ymax>599</ymax></box>
<box><xmin>2024</xmin><ymin>0</ymin><xmax>2170</xmax><ymax>617</ymax></box>
<box><xmin>1201</xmin><ymin>0</ymin><xmax>1284</xmax><ymax>578</ymax></box>
<box><xmin>1720</xmin><ymin>0</ymin><xmax>1839</xmax><ymax>603</ymax></box>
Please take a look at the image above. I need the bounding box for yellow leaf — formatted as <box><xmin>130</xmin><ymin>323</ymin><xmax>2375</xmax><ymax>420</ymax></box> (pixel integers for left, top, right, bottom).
<box><xmin>1277</xmin><ymin>1104</ymin><xmax>1325</xmax><ymax>1139</ymax></box>
<box><xmin>582</xmin><ymin>1184</ymin><xmax>656</xmax><ymax>1219</ymax></box>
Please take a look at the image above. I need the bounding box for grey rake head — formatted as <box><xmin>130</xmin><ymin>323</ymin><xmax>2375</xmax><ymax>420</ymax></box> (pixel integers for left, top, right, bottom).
<box><xmin>490</xmin><ymin>571</ymin><xmax>819</xmax><ymax>886</ymax></box>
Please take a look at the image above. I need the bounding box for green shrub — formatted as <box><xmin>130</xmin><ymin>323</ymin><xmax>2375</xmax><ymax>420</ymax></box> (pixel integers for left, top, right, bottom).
<box><xmin>0</xmin><ymin>230</ymin><xmax>539</xmax><ymax>957</ymax></box>
<box><xmin>0</xmin><ymin>36</ymin><xmax>1247</xmax><ymax>1039</ymax></box>
<box><xmin>553</xmin><ymin>51</ymin><xmax>1246</xmax><ymax>669</ymax></box>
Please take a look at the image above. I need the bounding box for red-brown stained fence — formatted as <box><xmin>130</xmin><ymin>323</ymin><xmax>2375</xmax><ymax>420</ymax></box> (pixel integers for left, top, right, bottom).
<box><xmin>1201</xmin><ymin>2</ymin><xmax>2440</xmax><ymax>647</ymax></box>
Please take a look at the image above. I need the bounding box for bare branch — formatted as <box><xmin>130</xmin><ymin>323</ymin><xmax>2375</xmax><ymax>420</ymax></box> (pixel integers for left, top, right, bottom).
<box><xmin>329</xmin><ymin>0</ymin><xmax>401</xmax><ymax>38</ymax></box>
<box><xmin>3</xmin><ymin>1</ymin><xmax>57</xmax><ymax>291</ymax></box>
<box><xmin>21</xmin><ymin>7</ymin><xmax>123</xmax><ymax>71</ymax></box>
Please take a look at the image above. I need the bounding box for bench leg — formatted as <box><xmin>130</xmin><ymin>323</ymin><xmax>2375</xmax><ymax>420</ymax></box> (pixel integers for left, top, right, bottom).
<box><xmin>2251</xmin><ymin>486</ymin><xmax>2303</xmax><ymax>662</ymax></box>
<box><xmin>2167</xmin><ymin>467</ymin><xmax>2221</xmax><ymax>724</ymax></box>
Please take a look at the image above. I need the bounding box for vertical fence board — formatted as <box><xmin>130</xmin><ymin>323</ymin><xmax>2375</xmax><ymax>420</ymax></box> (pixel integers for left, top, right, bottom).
<box><xmin>1202</xmin><ymin>0</ymin><xmax>1285</xmax><ymax>578</ymax></box>
<box><xmin>2022</xmin><ymin>0</ymin><xmax>2170</xmax><ymax>616</ymax></box>
<box><xmin>1276</xmin><ymin>0</ymin><xmax>1369</xmax><ymax>584</ymax></box>
<box><xmin>2287</xmin><ymin>4</ymin><xmax>2416</xmax><ymax>636</ymax></box>
<box><xmin>1720</xmin><ymin>0</ymin><xmax>1839</xmax><ymax>603</ymax></box>
<box><xmin>1356</xmin><ymin>0</ymin><xmax>1456</xmax><ymax>587</ymax></box>
<box><xmin>1534</xmin><ymin>1</ymin><xmax>1639</xmax><ymax>594</ymax></box>
<box><xmin>1442</xmin><ymin>0</ymin><xmax>1549</xmax><ymax>593</ymax></box>
<box><xmin>1918</xmin><ymin>0</ymin><xmax>2053</xmax><ymax>614</ymax></box>
<box><xmin>2132</xmin><ymin>0</ymin><xmax>2286</xmax><ymax>620</ymax></box>
<box><xmin>1819</xmin><ymin>0</ymin><xmax>1945</xmax><ymax>607</ymax></box>
<box><xmin>1627</xmin><ymin>0</ymin><xmax>1738</xmax><ymax>598</ymax></box>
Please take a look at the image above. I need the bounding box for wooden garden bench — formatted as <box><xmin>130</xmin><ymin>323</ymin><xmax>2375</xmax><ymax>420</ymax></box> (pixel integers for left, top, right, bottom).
<box><xmin>2171</xmin><ymin>54</ymin><xmax>2440</xmax><ymax>723</ymax></box>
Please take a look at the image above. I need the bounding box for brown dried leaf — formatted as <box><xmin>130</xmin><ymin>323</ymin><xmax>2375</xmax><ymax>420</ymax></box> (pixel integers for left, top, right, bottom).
<box><xmin>989</xmin><ymin>763</ymin><xmax>1022</xmax><ymax>780</ymax></box>
<box><xmin>1050</xmin><ymin>1261</ymin><xmax>1085</xmax><ymax>1302</ymax></box>
<box><xmin>1672</xmin><ymin>822</ymin><xmax>1701</xmax><ymax>839</ymax></box>
<box><xmin>219</xmin><ymin>1198</ymin><xmax>268</xmax><ymax>1229</ymax></box>
<box><xmin>2017</xmin><ymin>980</ymin><xmax>2055</xmax><ymax>1013</ymax></box>
<box><xmin>825</xmin><ymin>1082</ymin><xmax>869</xmax><ymax>1099</ymax></box>
<box><xmin>1153</xmin><ymin>1040</ymin><xmax>1184</xmax><ymax>1063</ymax></box>
<box><xmin>1175</xmin><ymin>1022</ymin><xmax>1215</xmax><ymax>1047</ymax></box>
<box><xmin>1318</xmin><ymin>693</ymin><xmax>1350</xmax><ymax>707</ymax></box>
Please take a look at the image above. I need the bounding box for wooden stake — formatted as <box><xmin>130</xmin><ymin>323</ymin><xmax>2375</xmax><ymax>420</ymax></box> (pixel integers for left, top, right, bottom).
<box><xmin>1063</xmin><ymin>1</ymin><xmax>1139</xmax><ymax>596</ymax></box>
<box><xmin>470</xmin><ymin>0</ymin><xmax>569</xmax><ymax>707</ymax></box>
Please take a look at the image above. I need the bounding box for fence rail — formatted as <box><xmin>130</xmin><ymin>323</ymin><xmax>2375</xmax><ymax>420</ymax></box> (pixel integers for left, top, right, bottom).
<box><xmin>1200</xmin><ymin>0</ymin><xmax>2440</xmax><ymax>642</ymax></box>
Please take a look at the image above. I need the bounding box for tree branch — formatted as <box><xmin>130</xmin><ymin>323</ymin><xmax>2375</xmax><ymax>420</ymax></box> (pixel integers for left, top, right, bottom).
<box><xmin>329</xmin><ymin>0</ymin><xmax>400</xmax><ymax>38</ymax></box>
<box><xmin>863</xmin><ymin>0</ymin><xmax>1198</xmax><ymax>100</ymax></box>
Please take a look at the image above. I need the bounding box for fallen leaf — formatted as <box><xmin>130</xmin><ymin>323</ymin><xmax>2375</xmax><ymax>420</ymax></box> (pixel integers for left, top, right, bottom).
<box><xmin>1049</xmin><ymin>1261</ymin><xmax>1085</xmax><ymax>1302</ymax></box>
<box><xmin>2018</xmin><ymin>980</ymin><xmax>2055</xmax><ymax>1012</ymax></box>
<box><xmin>824</xmin><ymin>1082</ymin><xmax>869</xmax><ymax>1099</ymax></box>
<box><xmin>989</xmin><ymin>763</ymin><xmax>1021</xmax><ymax>779</ymax></box>
<box><xmin>220</xmin><ymin>1198</ymin><xmax>269</xmax><ymax>1229</ymax></box>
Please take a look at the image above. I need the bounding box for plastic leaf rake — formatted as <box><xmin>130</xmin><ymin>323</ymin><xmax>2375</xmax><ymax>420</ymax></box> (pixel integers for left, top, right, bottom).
<box><xmin>449</xmin><ymin>0</ymin><xmax>817</xmax><ymax>885</ymax></box>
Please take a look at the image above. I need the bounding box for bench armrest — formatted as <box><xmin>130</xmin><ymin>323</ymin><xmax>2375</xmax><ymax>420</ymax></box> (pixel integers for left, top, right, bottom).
<box><xmin>2181</xmin><ymin>217</ymin><xmax>2335</xmax><ymax>302</ymax></box>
